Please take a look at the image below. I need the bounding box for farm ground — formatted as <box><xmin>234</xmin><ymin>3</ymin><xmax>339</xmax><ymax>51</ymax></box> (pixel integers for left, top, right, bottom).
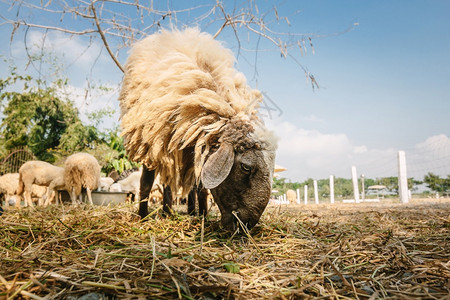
<box><xmin>1</xmin><ymin>198</ymin><xmax>449</xmax><ymax>299</ymax></box>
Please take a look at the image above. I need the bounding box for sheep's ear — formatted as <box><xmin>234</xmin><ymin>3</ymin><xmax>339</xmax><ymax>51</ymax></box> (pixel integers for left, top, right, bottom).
<box><xmin>201</xmin><ymin>143</ymin><xmax>234</xmax><ymax>189</ymax></box>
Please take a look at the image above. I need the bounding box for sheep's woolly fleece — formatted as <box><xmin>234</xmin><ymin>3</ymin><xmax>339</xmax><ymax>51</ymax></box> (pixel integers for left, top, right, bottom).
<box><xmin>0</xmin><ymin>173</ymin><xmax>47</xmax><ymax>198</ymax></box>
<box><xmin>0</xmin><ymin>173</ymin><xmax>20</xmax><ymax>195</ymax></box>
<box><xmin>64</xmin><ymin>153</ymin><xmax>101</xmax><ymax>196</ymax></box>
<box><xmin>120</xmin><ymin>28</ymin><xmax>276</xmax><ymax>197</ymax></box>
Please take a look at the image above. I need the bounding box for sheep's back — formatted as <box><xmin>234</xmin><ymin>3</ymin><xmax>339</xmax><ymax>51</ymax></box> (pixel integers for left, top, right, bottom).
<box><xmin>19</xmin><ymin>161</ymin><xmax>64</xmax><ymax>185</ymax></box>
<box><xmin>120</xmin><ymin>28</ymin><xmax>237</xmax><ymax>113</ymax></box>
<box><xmin>119</xmin><ymin>28</ymin><xmax>263</xmax><ymax>198</ymax></box>
<box><xmin>64</xmin><ymin>153</ymin><xmax>101</xmax><ymax>193</ymax></box>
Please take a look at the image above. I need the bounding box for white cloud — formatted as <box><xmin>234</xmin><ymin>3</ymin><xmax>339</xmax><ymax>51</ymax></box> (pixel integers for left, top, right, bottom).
<box><xmin>8</xmin><ymin>30</ymin><xmax>121</xmax><ymax>87</ymax></box>
<box><xmin>268</xmin><ymin>118</ymin><xmax>449</xmax><ymax>182</ymax></box>
<box><xmin>266</xmin><ymin>119</ymin><xmax>406</xmax><ymax>182</ymax></box>
<box><xmin>353</xmin><ymin>145</ymin><xmax>368</xmax><ymax>154</ymax></box>
<box><xmin>16</xmin><ymin>30</ymin><xmax>106</xmax><ymax>69</ymax></box>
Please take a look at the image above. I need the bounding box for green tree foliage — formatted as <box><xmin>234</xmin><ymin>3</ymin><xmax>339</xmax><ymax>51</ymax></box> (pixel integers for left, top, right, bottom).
<box><xmin>377</xmin><ymin>177</ymin><xmax>398</xmax><ymax>192</ymax></box>
<box><xmin>423</xmin><ymin>172</ymin><xmax>450</xmax><ymax>193</ymax></box>
<box><xmin>333</xmin><ymin>177</ymin><xmax>353</xmax><ymax>198</ymax></box>
<box><xmin>273</xmin><ymin>175</ymin><xmax>417</xmax><ymax>201</ymax></box>
<box><xmin>0</xmin><ymin>68</ymin><xmax>100</xmax><ymax>162</ymax></box>
<box><xmin>99</xmin><ymin>129</ymin><xmax>140</xmax><ymax>175</ymax></box>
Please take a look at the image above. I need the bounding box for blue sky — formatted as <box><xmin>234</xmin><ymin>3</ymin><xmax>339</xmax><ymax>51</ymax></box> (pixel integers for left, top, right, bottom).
<box><xmin>0</xmin><ymin>1</ymin><xmax>449</xmax><ymax>182</ymax></box>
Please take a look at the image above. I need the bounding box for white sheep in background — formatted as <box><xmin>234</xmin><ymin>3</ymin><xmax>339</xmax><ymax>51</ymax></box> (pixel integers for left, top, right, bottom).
<box><xmin>119</xmin><ymin>28</ymin><xmax>277</xmax><ymax>230</ymax></box>
<box><xmin>109</xmin><ymin>170</ymin><xmax>142</xmax><ymax>203</ymax></box>
<box><xmin>116</xmin><ymin>170</ymin><xmax>141</xmax><ymax>194</ymax></box>
<box><xmin>98</xmin><ymin>177</ymin><xmax>115</xmax><ymax>192</ymax></box>
<box><xmin>0</xmin><ymin>173</ymin><xmax>21</xmax><ymax>207</ymax></box>
<box><xmin>7</xmin><ymin>185</ymin><xmax>47</xmax><ymax>207</ymax></box>
<box><xmin>286</xmin><ymin>189</ymin><xmax>297</xmax><ymax>204</ymax></box>
<box><xmin>18</xmin><ymin>162</ymin><xmax>66</xmax><ymax>207</ymax></box>
<box><xmin>64</xmin><ymin>152</ymin><xmax>101</xmax><ymax>205</ymax></box>
<box><xmin>108</xmin><ymin>170</ymin><xmax>162</xmax><ymax>204</ymax></box>
<box><xmin>108</xmin><ymin>182</ymin><xmax>122</xmax><ymax>192</ymax></box>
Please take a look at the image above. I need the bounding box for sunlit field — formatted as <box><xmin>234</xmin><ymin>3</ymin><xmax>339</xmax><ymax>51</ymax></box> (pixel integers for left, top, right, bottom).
<box><xmin>1</xmin><ymin>198</ymin><xmax>449</xmax><ymax>299</ymax></box>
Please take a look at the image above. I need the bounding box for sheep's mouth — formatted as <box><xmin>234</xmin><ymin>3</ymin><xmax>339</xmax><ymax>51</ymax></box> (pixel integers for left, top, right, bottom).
<box><xmin>220</xmin><ymin>211</ymin><xmax>257</xmax><ymax>232</ymax></box>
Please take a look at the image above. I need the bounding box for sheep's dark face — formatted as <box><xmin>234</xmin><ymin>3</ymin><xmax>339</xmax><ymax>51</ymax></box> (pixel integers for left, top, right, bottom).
<box><xmin>201</xmin><ymin>142</ymin><xmax>275</xmax><ymax>231</ymax></box>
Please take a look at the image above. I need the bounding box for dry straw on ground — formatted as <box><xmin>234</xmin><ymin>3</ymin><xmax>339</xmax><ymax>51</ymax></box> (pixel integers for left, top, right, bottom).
<box><xmin>1</xmin><ymin>199</ymin><xmax>449</xmax><ymax>299</ymax></box>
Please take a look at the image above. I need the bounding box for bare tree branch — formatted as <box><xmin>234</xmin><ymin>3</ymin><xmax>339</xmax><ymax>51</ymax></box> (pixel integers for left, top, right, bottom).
<box><xmin>3</xmin><ymin>19</ymin><xmax>97</xmax><ymax>36</ymax></box>
<box><xmin>0</xmin><ymin>0</ymin><xmax>353</xmax><ymax>88</ymax></box>
<box><xmin>90</xmin><ymin>1</ymin><xmax>124</xmax><ymax>73</ymax></box>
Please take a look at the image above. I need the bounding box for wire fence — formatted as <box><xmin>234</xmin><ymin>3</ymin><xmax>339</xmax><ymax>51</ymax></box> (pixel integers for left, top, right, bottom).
<box><xmin>0</xmin><ymin>147</ymin><xmax>35</xmax><ymax>175</ymax></box>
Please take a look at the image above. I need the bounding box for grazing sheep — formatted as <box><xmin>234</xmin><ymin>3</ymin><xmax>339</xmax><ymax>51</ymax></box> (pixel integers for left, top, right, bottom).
<box><xmin>0</xmin><ymin>173</ymin><xmax>50</xmax><ymax>208</ymax></box>
<box><xmin>108</xmin><ymin>170</ymin><xmax>162</xmax><ymax>204</ymax></box>
<box><xmin>286</xmin><ymin>189</ymin><xmax>297</xmax><ymax>204</ymax></box>
<box><xmin>117</xmin><ymin>167</ymin><xmax>140</xmax><ymax>181</ymax></box>
<box><xmin>110</xmin><ymin>169</ymin><xmax>142</xmax><ymax>203</ymax></box>
<box><xmin>108</xmin><ymin>182</ymin><xmax>122</xmax><ymax>192</ymax></box>
<box><xmin>7</xmin><ymin>185</ymin><xmax>48</xmax><ymax>207</ymax></box>
<box><xmin>116</xmin><ymin>170</ymin><xmax>141</xmax><ymax>201</ymax></box>
<box><xmin>31</xmin><ymin>185</ymin><xmax>48</xmax><ymax>205</ymax></box>
<box><xmin>119</xmin><ymin>28</ymin><xmax>277</xmax><ymax>230</ymax></box>
<box><xmin>64</xmin><ymin>152</ymin><xmax>101</xmax><ymax>205</ymax></box>
<box><xmin>0</xmin><ymin>173</ymin><xmax>21</xmax><ymax>207</ymax></box>
<box><xmin>18</xmin><ymin>162</ymin><xmax>66</xmax><ymax>207</ymax></box>
<box><xmin>98</xmin><ymin>177</ymin><xmax>115</xmax><ymax>192</ymax></box>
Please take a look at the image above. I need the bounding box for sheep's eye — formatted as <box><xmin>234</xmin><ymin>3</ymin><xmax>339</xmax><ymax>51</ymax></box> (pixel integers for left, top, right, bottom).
<box><xmin>240</xmin><ymin>163</ymin><xmax>251</xmax><ymax>173</ymax></box>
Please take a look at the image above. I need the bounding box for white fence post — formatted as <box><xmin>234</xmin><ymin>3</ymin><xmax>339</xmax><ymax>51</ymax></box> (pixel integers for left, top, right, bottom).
<box><xmin>361</xmin><ymin>174</ymin><xmax>365</xmax><ymax>202</ymax></box>
<box><xmin>313</xmin><ymin>180</ymin><xmax>319</xmax><ymax>204</ymax></box>
<box><xmin>304</xmin><ymin>185</ymin><xmax>308</xmax><ymax>204</ymax></box>
<box><xmin>352</xmin><ymin>166</ymin><xmax>360</xmax><ymax>203</ymax></box>
<box><xmin>398</xmin><ymin>150</ymin><xmax>409</xmax><ymax>203</ymax></box>
<box><xmin>296</xmin><ymin>189</ymin><xmax>301</xmax><ymax>204</ymax></box>
<box><xmin>329</xmin><ymin>175</ymin><xmax>335</xmax><ymax>204</ymax></box>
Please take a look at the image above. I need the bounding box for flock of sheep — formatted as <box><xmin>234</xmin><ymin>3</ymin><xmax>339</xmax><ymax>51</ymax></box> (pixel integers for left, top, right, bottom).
<box><xmin>1</xmin><ymin>28</ymin><xmax>278</xmax><ymax>231</ymax></box>
<box><xmin>0</xmin><ymin>152</ymin><xmax>158</xmax><ymax>209</ymax></box>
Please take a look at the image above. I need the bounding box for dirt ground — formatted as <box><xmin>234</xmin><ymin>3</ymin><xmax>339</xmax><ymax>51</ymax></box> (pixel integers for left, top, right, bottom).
<box><xmin>1</xmin><ymin>198</ymin><xmax>449</xmax><ymax>299</ymax></box>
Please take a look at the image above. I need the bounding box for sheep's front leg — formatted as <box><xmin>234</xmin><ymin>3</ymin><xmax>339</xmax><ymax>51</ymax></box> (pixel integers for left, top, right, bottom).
<box><xmin>38</xmin><ymin>194</ymin><xmax>44</xmax><ymax>206</ymax></box>
<box><xmin>71</xmin><ymin>188</ymin><xmax>78</xmax><ymax>205</ymax></box>
<box><xmin>138</xmin><ymin>166</ymin><xmax>155</xmax><ymax>219</ymax></box>
<box><xmin>198</xmin><ymin>187</ymin><xmax>208</xmax><ymax>217</ymax></box>
<box><xmin>4</xmin><ymin>194</ymin><xmax>10</xmax><ymax>208</ymax></box>
<box><xmin>45</xmin><ymin>184</ymin><xmax>55</xmax><ymax>207</ymax></box>
<box><xmin>187</xmin><ymin>189</ymin><xmax>196</xmax><ymax>216</ymax></box>
<box><xmin>162</xmin><ymin>186</ymin><xmax>173</xmax><ymax>216</ymax></box>
<box><xmin>24</xmin><ymin>189</ymin><xmax>34</xmax><ymax>208</ymax></box>
<box><xmin>45</xmin><ymin>190</ymin><xmax>54</xmax><ymax>206</ymax></box>
<box><xmin>86</xmin><ymin>187</ymin><xmax>93</xmax><ymax>205</ymax></box>
<box><xmin>14</xmin><ymin>195</ymin><xmax>22</xmax><ymax>209</ymax></box>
